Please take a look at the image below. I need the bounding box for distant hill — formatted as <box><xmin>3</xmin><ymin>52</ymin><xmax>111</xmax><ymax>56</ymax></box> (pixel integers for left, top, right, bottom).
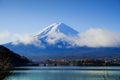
<box><xmin>0</xmin><ymin>45</ymin><xmax>31</xmax><ymax>67</ymax></box>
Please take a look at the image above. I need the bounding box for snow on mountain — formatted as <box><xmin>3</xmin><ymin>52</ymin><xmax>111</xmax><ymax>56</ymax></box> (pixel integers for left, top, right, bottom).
<box><xmin>36</xmin><ymin>22</ymin><xmax>79</xmax><ymax>38</ymax></box>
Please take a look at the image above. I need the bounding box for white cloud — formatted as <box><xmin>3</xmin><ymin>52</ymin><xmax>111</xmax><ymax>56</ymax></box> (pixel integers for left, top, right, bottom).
<box><xmin>0</xmin><ymin>32</ymin><xmax>42</xmax><ymax>47</ymax></box>
<box><xmin>70</xmin><ymin>28</ymin><xmax>120</xmax><ymax>47</ymax></box>
<box><xmin>44</xmin><ymin>28</ymin><xmax>120</xmax><ymax>47</ymax></box>
<box><xmin>12</xmin><ymin>34</ymin><xmax>34</xmax><ymax>45</ymax></box>
<box><xmin>1</xmin><ymin>28</ymin><xmax>120</xmax><ymax>48</ymax></box>
<box><xmin>46</xmin><ymin>32</ymin><xmax>66</xmax><ymax>45</ymax></box>
<box><xmin>0</xmin><ymin>31</ymin><xmax>10</xmax><ymax>39</ymax></box>
<box><xmin>10</xmin><ymin>33</ymin><xmax>45</xmax><ymax>47</ymax></box>
<box><xmin>0</xmin><ymin>31</ymin><xmax>13</xmax><ymax>44</ymax></box>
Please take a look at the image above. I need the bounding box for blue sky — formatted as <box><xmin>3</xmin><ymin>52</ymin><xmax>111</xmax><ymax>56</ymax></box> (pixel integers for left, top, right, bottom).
<box><xmin>0</xmin><ymin>0</ymin><xmax>120</xmax><ymax>44</ymax></box>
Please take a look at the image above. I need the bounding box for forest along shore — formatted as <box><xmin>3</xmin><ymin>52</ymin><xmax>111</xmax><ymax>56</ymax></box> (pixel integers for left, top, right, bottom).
<box><xmin>36</xmin><ymin>58</ymin><xmax>120</xmax><ymax>66</ymax></box>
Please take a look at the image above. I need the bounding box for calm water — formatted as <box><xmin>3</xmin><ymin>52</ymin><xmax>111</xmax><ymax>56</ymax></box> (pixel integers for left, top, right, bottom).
<box><xmin>4</xmin><ymin>66</ymin><xmax>120</xmax><ymax>80</ymax></box>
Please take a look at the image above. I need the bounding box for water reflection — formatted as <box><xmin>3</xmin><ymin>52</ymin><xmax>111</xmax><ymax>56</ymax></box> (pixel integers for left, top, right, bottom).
<box><xmin>4</xmin><ymin>67</ymin><xmax>120</xmax><ymax>80</ymax></box>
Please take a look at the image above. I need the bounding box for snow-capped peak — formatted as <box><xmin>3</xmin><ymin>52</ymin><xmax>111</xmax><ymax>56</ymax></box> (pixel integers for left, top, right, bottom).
<box><xmin>36</xmin><ymin>22</ymin><xmax>79</xmax><ymax>38</ymax></box>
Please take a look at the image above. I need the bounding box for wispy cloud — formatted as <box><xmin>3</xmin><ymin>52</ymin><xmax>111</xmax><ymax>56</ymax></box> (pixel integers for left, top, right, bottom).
<box><xmin>70</xmin><ymin>28</ymin><xmax>120</xmax><ymax>47</ymax></box>
<box><xmin>0</xmin><ymin>32</ymin><xmax>42</xmax><ymax>46</ymax></box>
<box><xmin>45</xmin><ymin>28</ymin><xmax>120</xmax><ymax>47</ymax></box>
<box><xmin>11</xmin><ymin>34</ymin><xmax>40</xmax><ymax>45</ymax></box>
<box><xmin>0</xmin><ymin>31</ymin><xmax>12</xmax><ymax>44</ymax></box>
<box><xmin>0</xmin><ymin>31</ymin><xmax>10</xmax><ymax>39</ymax></box>
<box><xmin>1</xmin><ymin>28</ymin><xmax>120</xmax><ymax>48</ymax></box>
<box><xmin>46</xmin><ymin>32</ymin><xmax>66</xmax><ymax>45</ymax></box>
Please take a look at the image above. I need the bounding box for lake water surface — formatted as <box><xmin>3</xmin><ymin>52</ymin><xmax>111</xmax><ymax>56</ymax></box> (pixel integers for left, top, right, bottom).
<box><xmin>4</xmin><ymin>66</ymin><xmax>120</xmax><ymax>80</ymax></box>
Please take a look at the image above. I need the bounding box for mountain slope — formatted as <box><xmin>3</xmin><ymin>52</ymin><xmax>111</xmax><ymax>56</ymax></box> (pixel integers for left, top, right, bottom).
<box><xmin>0</xmin><ymin>45</ymin><xmax>31</xmax><ymax>67</ymax></box>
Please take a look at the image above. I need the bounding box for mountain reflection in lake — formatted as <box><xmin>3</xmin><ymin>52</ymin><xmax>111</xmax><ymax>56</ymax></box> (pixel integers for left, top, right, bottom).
<box><xmin>4</xmin><ymin>66</ymin><xmax>120</xmax><ymax>80</ymax></box>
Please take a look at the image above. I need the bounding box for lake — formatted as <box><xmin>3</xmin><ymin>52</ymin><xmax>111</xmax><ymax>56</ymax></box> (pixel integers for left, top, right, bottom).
<box><xmin>4</xmin><ymin>66</ymin><xmax>120</xmax><ymax>80</ymax></box>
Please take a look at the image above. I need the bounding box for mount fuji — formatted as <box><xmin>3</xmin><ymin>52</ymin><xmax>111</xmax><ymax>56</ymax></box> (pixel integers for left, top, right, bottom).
<box><xmin>3</xmin><ymin>22</ymin><xmax>120</xmax><ymax>60</ymax></box>
<box><xmin>34</xmin><ymin>22</ymin><xmax>79</xmax><ymax>48</ymax></box>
